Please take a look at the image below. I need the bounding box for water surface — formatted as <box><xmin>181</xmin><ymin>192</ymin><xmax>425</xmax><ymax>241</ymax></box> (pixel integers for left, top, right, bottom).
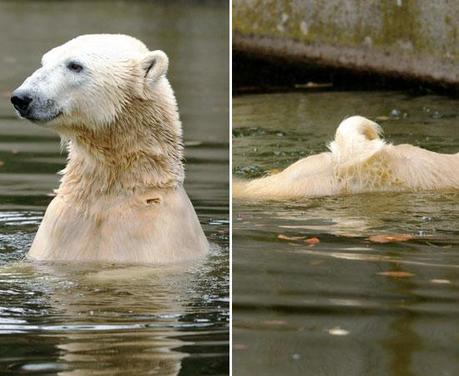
<box><xmin>0</xmin><ymin>1</ymin><xmax>229</xmax><ymax>375</ymax></box>
<box><xmin>233</xmin><ymin>91</ymin><xmax>459</xmax><ymax>376</ymax></box>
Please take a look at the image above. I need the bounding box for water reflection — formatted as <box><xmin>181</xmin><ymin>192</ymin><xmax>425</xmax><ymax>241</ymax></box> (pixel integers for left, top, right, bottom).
<box><xmin>2</xmin><ymin>250</ymin><xmax>228</xmax><ymax>375</ymax></box>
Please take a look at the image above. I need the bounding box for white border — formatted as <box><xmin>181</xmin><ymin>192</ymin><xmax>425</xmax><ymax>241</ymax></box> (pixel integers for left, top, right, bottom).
<box><xmin>229</xmin><ymin>0</ymin><xmax>233</xmax><ymax>374</ymax></box>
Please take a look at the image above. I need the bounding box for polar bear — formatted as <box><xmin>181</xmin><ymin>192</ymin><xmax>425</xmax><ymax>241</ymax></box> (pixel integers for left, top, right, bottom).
<box><xmin>234</xmin><ymin>116</ymin><xmax>459</xmax><ymax>200</ymax></box>
<box><xmin>11</xmin><ymin>34</ymin><xmax>208</xmax><ymax>263</ymax></box>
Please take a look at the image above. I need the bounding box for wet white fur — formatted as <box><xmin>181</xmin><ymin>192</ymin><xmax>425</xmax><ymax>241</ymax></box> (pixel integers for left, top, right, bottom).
<box><xmin>15</xmin><ymin>34</ymin><xmax>208</xmax><ymax>262</ymax></box>
<box><xmin>234</xmin><ymin>116</ymin><xmax>459</xmax><ymax>199</ymax></box>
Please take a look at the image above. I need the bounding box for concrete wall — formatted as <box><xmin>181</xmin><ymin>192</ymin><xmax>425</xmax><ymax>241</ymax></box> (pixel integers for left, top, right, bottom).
<box><xmin>233</xmin><ymin>0</ymin><xmax>459</xmax><ymax>86</ymax></box>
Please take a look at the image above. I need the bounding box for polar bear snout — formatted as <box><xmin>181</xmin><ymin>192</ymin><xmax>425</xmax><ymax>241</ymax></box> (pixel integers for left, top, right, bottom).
<box><xmin>10</xmin><ymin>91</ymin><xmax>33</xmax><ymax>115</ymax></box>
<box><xmin>10</xmin><ymin>87</ymin><xmax>61</xmax><ymax>124</ymax></box>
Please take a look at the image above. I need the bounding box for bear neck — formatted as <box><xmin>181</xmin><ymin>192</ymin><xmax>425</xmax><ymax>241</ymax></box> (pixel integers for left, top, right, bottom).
<box><xmin>57</xmin><ymin>81</ymin><xmax>184</xmax><ymax>200</ymax></box>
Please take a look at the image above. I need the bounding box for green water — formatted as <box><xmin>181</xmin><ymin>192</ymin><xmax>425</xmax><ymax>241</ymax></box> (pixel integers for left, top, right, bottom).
<box><xmin>0</xmin><ymin>1</ymin><xmax>229</xmax><ymax>375</ymax></box>
<box><xmin>233</xmin><ymin>91</ymin><xmax>459</xmax><ymax>376</ymax></box>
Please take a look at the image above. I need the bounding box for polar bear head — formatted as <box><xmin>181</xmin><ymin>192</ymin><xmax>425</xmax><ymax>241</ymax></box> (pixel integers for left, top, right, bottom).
<box><xmin>11</xmin><ymin>34</ymin><xmax>170</xmax><ymax>129</ymax></box>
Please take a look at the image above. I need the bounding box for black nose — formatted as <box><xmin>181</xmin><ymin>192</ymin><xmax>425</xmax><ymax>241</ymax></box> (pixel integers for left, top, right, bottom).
<box><xmin>11</xmin><ymin>93</ymin><xmax>33</xmax><ymax>114</ymax></box>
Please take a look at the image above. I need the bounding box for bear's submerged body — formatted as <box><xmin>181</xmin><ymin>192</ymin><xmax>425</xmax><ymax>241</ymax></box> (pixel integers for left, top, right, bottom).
<box><xmin>234</xmin><ymin>116</ymin><xmax>459</xmax><ymax>200</ymax></box>
<box><xmin>11</xmin><ymin>34</ymin><xmax>209</xmax><ymax>263</ymax></box>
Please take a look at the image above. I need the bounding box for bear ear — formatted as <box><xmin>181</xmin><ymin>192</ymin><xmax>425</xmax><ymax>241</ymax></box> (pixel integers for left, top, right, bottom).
<box><xmin>141</xmin><ymin>50</ymin><xmax>169</xmax><ymax>84</ymax></box>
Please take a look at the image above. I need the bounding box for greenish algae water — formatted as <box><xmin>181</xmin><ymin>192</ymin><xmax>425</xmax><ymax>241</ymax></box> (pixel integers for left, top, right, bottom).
<box><xmin>0</xmin><ymin>1</ymin><xmax>229</xmax><ymax>375</ymax></box>
<box><xmin>233</xmin><ymin>91</ymin><xmax>459</xmax><ymax>376</ymax></box>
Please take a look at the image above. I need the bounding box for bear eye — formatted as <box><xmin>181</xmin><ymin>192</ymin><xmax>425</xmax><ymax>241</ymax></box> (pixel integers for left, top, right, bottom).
<box><xmin>67</xmin><ymin>62</ymin><xmax>83</xmax><ymax>73</ymax></box>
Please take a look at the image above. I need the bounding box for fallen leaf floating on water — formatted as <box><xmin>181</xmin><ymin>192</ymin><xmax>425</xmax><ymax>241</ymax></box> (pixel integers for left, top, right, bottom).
<box><xmin>278</xmin><ymin>234</ymin><xmax>305</xmax><ymax>241</ymax></box>
<box><xmin>368</xmin><ymin>234</ymin><xmax>413</xmax><ymax>243</ymax></box>
<box><xmin>263</xmin><ymin>320</ymin><xmax>287</xmax><ymax>326</ymax></box>
<box><xmin>305</xmin><ymin>237</ymin><xmax>320</xmax><ymax>246</ymax></box>
<box><xmin>377</xmin><ymin>271</ymin><xmax>414</xmax><ymax>278</ymax></box>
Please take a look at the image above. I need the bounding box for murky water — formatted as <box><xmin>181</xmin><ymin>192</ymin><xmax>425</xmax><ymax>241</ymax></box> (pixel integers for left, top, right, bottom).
<box><xmin>0</xmin><ymin>1</ymin><xmax>229</xmax><ymax>375</ymax></box>
<box><xmin>233</xmin><ymin>91</ymin><xmax>459</xmax><ymax>376</ymax></box>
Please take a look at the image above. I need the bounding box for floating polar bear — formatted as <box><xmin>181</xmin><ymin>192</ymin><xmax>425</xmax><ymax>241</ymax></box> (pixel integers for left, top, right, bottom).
<box><xmin>234</xmin><ymin>116</ymin><xmax>459</xmax><ymax>200</ymax></box>
<box><xmin>11</xmin><ymin>34</ymin><xmax>208</xmax><ymax>263</ymax></box>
